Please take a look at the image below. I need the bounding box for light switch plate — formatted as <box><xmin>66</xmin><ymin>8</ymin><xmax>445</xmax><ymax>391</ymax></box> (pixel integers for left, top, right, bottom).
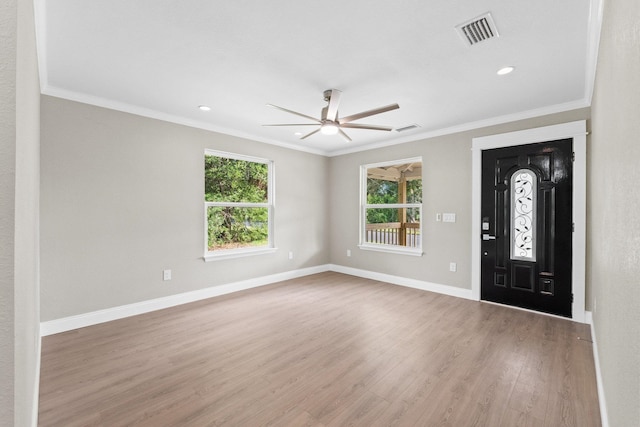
<box><xmin>163</xmin><ymin>269</ymin><xmax>171</xmax><ymax>281</ymax></box>
<box><xmin>443</xmin><ymin>213</ymin><xmax>456</xmax><ymax>223</ymax></box>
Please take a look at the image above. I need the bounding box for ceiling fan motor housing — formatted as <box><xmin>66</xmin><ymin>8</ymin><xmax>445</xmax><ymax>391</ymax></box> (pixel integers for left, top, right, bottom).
<box><xmin>264</xmin><ymin>89</ymin><xmax>399</xmax><ymax>142</ymax></box>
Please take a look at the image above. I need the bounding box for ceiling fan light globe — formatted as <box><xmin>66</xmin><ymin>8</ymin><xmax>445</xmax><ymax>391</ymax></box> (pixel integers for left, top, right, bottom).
<box><xmin>321</xmin><ymin>122</ymin><xmax>339</xmax><ymax>135</ymax></box>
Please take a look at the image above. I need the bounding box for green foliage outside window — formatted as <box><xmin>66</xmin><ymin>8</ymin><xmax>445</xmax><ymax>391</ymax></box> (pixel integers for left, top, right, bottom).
<box><xmin>366</xmin><ymin>178</ymin><xmax>422</xmax><ymax>224</ymax></box>
<box><xmin>205</xmin><ymin>155</ymin><xmax>269</xmax><ymax>250</ymax></box>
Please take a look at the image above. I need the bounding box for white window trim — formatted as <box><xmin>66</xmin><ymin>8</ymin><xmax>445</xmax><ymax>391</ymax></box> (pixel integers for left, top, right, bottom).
<box><xmin>203</xmin><ymin>149</ymin><xmax>276</xmax><ymax>261</ymax></box>
<box><xmin>358</xmin><ymin>244</ymin><xmax>424</xmax><ymax>257</ymax></box>
<box><xmin>204</xmin><ymin>247</ymin><xmax>278</xmax><ymax>262</ymax></box>
<box><xmin>359</xmin><ymin>157</ymin><xmax>423</xmax><ymax>257</ymax></box>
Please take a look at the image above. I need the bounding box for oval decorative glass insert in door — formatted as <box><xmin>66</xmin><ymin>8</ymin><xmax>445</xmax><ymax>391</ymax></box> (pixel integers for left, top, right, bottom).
<box><xmin>511</xmin><ymin>169</ymin><xmax>536</xmax><ymax>261</ymax></box>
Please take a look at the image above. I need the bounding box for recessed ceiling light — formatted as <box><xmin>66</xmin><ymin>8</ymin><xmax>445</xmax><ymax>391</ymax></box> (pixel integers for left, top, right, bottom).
<box><xmin>198</xmin><ymin>105</ymin><xmax>211</xmax><ymax>111</ymax></box>
<box><xmin>294</xmin><ymin>132</ymin><xmax>302</xmax><ymax>136</ymax></box>
<box><xmin>497</xmin><ymin>66</ymin><xmax>515</xmax><ymax>75</ymax></box>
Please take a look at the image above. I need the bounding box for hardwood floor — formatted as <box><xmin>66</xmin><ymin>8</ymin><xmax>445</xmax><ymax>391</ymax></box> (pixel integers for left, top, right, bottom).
<box><xmin>38</xmin><ymin>272</ymin><xmax>601</xmax><ymax>426</ymax></box>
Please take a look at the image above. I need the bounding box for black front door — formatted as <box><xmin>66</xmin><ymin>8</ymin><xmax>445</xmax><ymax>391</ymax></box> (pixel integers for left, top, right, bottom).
<box><xmin>481</xmin><ymin>139</ymin><xmax>573</xmax><ymax>317</ymax></box>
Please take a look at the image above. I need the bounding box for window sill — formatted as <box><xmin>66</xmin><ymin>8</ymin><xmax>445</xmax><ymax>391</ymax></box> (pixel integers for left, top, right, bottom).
<box><xmin>203</xmin><ymin>247</ymin><xmax>278</xmax><ymax>262</ymax></box>
<box><xmin>358</xmin><ymin>244</ymin><xmax>423</xmax><ymax>257</ymax></box>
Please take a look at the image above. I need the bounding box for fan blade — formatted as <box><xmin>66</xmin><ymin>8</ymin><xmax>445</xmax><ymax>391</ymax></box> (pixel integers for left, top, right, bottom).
<box><xmin>338</xmin><ymin>103</ymin><xmax>399</xmax><ymax>124</ymax></box>
<box><xmin>262</xmin><ymin>123</ymin><xmax>319</xmax><ymax>127</ymax></box>
<box><xmin>300</xmin><ymin>128</ymin><xmax>321</xmax><ymax>140</ymax></box>
<box><xmin>338</xmin><ymin>129</ymin><xmax>352</xmax><ymax>142</ymax></box>
<box><xmin>339</xmin><ymin>123</ymin><xmax>394</xmax><ymax>131</ymax></box>
<box><xmin>325</xmin><ymin>89</ymin><xmax>342</xmax><ymax>121</ymax></box>
<box><xmin>266</xmin><ymin>104</ymin><xmax>321</xmax><ymax>123</ymax></box>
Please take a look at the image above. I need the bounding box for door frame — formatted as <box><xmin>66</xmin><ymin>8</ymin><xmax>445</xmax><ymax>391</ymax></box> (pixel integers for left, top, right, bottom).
<box><xmin>471</xmin><ymin>121</ymin><xmax>587</xmax><ymax>322</ymax></box>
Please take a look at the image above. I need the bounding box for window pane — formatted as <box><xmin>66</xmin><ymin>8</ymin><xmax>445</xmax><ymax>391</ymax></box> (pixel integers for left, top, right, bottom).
<box><xmin>406</xmin><ymin>179</ymin><xmax>422</xmax><ymax>204</ymax></box>
<box><xmin>204</xmin><ymin>155</ymin><xmax>268</xmax><ymax>203</ymax></box>
<box><xmin>367</xmin><ymin>207</ymin><xmax>399</xmax><ymax>224</ymax></box>
<box><xmin>367</xmin><ymin>178</ymin><xmax>398</xmax><ymax>204</ymax></box>
<box><xmin>365</xmin><ymin>207</ymin><xmax>421</xmax><ymax>248</ymax></box>
<box><xmin>511</xmin><ymin>169</ymin><xmax>536</xmax><ymax>261</ymax></box>
<box><xmin>362</xmin><ymin>160</ymin><xmax>422</xmax><ymax>252</ymax></box>
<box><xmin>405</xmin><ymin>207</ymin><xmax>421</xmax><ymax>223</ymax></box>
<box><xmin>207</xmin><ymin>206</ymin><xmax>268</xmax><ymax>251</ymax></box>
<box><xmin>366</xmin><ymin>162</ymin><xmax>422</xmax><ymax>204</ymax></box>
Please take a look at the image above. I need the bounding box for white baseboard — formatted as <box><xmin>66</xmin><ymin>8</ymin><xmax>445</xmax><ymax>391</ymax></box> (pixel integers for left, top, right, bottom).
<box><xmin>40</xmin><ymin>264</ymin><xmax>331</xmax><ymax>336</ymax></box>
<box><xmin>585</xmin><ymin>311</ymin><xmax>609</xmax><ymax>427</ymax></box>
<box><xmin>40</xmin><ymin>264</ymin><xmax>474</xmax><ymax>336</ymax></box>
<box><xmin>328</xmin><ymin>264</ymin><xmax>475</xmax><ymax>300</ymax></box>
<box><xmin>39</xmin><ymin>266</ymin><xmax>605</xmax><ymax>427</ymax></box>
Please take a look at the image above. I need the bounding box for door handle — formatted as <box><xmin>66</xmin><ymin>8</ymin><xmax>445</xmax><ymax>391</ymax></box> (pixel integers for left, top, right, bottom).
<box><xmin>482</xmin><ymin>234</ymin><xmax>496</xmax><ymax>240</ymax></box>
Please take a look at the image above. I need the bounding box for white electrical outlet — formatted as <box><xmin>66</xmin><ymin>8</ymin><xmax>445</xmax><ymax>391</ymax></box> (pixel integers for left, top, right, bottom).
<box><xmin>163</xmin><ymin>269</ymin><xmax>171</xmax><ymax>281</ymax></box>
<box><xmin>449</xmin><ymin>262</ymin><xmax>457</xmax><ymax>272</ymax></box>
<box><xmin>347</xmin><ymin>249</ymin><xmax>351</xmax><ymax>257</ymax></box>
<box><xmin>288</xmin><ymin>251</ymin><xmax>294</xmax><ymax>260</ymax></box>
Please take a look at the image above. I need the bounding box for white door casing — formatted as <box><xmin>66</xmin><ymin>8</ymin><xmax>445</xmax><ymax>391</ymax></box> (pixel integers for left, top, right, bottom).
<box><xmin>471</xmin><ymin>121</ymin><xmax>587</xmax><ymax>323</ymax></box>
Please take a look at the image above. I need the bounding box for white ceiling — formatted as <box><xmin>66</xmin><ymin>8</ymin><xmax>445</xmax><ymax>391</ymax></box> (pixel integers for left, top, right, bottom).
<box><xmin>36</xmin><ymin>0</ymin><xmax>600</xmax><ymax>156</ymax></box>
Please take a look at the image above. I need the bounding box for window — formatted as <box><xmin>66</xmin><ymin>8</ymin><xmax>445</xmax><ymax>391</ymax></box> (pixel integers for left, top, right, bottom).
<box><xmin>511</xmin><ymin>168</ymin><xmax>536</xmax><ymax>261</ymax></box>
<box><xmin>359</xmin><ymin>158</ymin><xmax>423</xmax><ymax>255</ymax></box>
<box><xmin>204</xmin><ymin>150</ymin><xmax>275</xmax><ymax>261</ymax></box>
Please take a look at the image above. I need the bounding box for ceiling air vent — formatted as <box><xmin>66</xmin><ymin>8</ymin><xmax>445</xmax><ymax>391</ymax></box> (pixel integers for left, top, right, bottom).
<box><xmin>456</xmin><ymin>12</ymin><xmax>499</xmax><ymax>47</ymax></box>
<box><xmin>395</xmin><ymin>124</ymin><xmax>421</xmax><ymax>133</ymax></box>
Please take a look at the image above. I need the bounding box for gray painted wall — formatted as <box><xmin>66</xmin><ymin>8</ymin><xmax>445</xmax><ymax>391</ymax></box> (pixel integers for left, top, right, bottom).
<box><xmin>35</xmin><ymin>4</ymin><xmax>640</xmax><ymax>424</ymax></box>
<box><xmin>590</xmin><ymin>0</ymin><xmax>640</xmax><ymax>424</ymax></box>
<box><xmin>329</xmin><ymin>109</ymin><xmax>590</xmax><ymax>291</ymax></box>
<box><xmin>40</xmin><ymin>97</ymin><xmax>329</xmax><ymax>321</ymax></box>
<box><xmin>39</xmin><ymin>100</ymin><xmax>591</xmax><ymax>324</ymax></box>
<box><xmin>0</xmin><ymin>0</ymin><xmax>18</xmax><ymax>422</ymax></box>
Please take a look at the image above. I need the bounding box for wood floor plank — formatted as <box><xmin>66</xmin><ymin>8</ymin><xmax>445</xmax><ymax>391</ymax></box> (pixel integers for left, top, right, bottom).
<box><xmin>38</xmin><ymin>272</ymin><xmax>601</xmax><ymax>426</ymax></box>
<box><xmin>325</xmin><ymin>391</ymin><xmax>390</xmax><ymax>427</ymax></box>
<box><xmin>281</xmin><ymin>411</ymin><xmax>325</xmax><ymax>427</ymax></box>
<box><xmin>500</xmin><ymin>408</ymin><xmax>545</xmax><ymax>427</ymax></box>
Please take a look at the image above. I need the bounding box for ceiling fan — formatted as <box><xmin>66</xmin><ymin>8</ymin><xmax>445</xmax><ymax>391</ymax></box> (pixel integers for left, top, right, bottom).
<box><xmin>263</xmin><ymin>89</ymin><xmax>399</xmax><ymax>142</ymax></box>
